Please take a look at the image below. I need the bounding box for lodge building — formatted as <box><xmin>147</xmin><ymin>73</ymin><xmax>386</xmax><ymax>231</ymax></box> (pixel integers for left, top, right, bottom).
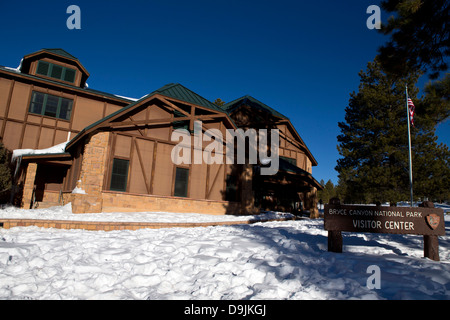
<box><xmin>0</xmin><ymin>49</ymin><xmax>322</xmax><ymax>216</ymax></box>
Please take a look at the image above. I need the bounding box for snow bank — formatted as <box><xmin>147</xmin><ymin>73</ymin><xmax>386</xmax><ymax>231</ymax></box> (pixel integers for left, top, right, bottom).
<box><xmin>0</xmin><ymin>206</ymin><xmax>448</xmax><ymax>300</ymax></box>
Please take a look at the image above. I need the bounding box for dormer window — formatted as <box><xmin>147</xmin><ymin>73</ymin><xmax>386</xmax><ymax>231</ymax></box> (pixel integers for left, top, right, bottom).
<box><xmin>20</xmin><ymin>49</ymin><xmax>89</xmax><ymax>88</ymax></box>
<box><xmin>36</xmin><ymin>60</ymin><xmax>76</xmax><ymax>83</ymax></box>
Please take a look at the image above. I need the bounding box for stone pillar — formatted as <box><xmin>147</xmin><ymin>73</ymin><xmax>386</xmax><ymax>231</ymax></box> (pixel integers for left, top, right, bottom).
<box><xmin>307</xmin><ymin>187</ymin><xmax>319</xmax><ymax>219</ymax></box>
<box><xmin>21</xmin><ymin>163</ymin><xmax>38</xmax><ymax>209</ymax></box>
<box><xmin>72</xmin><ymin>132</ymin><xmax>110</xmax><ymax>213</ymax></box>
<box><xmin>240</xmin><ymin>164</ymin><xmax>258</xmax><ymax>215</ymax></box>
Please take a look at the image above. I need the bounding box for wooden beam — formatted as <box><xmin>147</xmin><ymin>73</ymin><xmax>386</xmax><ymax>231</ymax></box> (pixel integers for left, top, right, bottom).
<box><xmin>128</xmin><ymin>115</ymin><xmax>146</xmax><ymax>137</ymax></box>
<box><xmin>109</xmin><ymin>114</ymin><xmax>220</xmax><ymax>128</ymax></box>
<box><xmin>150</xmin><ymin>141</ymin><xmax>158</xmax><ymax>194</ymax></box>
<box><xmin>207</xmin><ymin>164</ymin><xmax>224</xmax><ymax>199</ymax></box>
<box><xmin>0</xmin><ymin>80</ymin><xmax>15</xmax><ymax>139</ymax></box>
<box><xmin>158</xmin><ymin>96</ymin><xmax>191</xmax><ymax>117</ymax></box>
<box><xmin>126</xmin><ymin>137</ymin><xmax>135</xmax><ymax>193</ymax></box>
<box><xmin>205</xmin><ymin>158</ymin><xmax>210</xmax><ymax>199</ymax></box>
<box><xmin>133</xmin><ymin>138</ymin><xmax>151</xmax><ymax>194</ymax></box>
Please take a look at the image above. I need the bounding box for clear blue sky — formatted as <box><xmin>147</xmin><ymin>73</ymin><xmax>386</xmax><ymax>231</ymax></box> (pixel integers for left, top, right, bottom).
<box><xmin>1</xmin><ymin>0</ymin><xmax>448</xmax><ymax>184</ymax></box>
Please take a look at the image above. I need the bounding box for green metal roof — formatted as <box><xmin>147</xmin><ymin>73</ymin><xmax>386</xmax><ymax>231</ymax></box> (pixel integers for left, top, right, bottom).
<box><xmin>150</xmin><ymin>83</ymin><xmax>223</xmax><ymax>112</ymax></box>
<box><xmin>222</xmin><ymin>95</ymin><xmax>289</xmax><ymax>119</ymax></box>
<box><xmin>40</xmin><ymin>48</ymin><xmax>79</xmax><ymax>61</ymax></box>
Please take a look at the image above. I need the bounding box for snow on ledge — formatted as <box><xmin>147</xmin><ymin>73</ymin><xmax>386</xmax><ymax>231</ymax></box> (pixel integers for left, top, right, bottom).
<box><xmin>12</xmin><ymin>141</ymin><xmax>69</xmax><ymax>161</ymax></box>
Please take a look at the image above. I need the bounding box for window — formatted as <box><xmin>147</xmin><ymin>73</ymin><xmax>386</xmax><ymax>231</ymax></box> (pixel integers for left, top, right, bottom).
<box><xmin>29</xmin><ymin>91</ymin><xmax>73</xmax><ymax>120</ymax></box>
<box><xmin>45</xmin><ymin>95</ymin><xmax>59</xmax><ymax>118</ymax></box>
<box><xmin>36</xmin><ymin>60</ymin><xmax>76</xmax><ymax>83</ymax></box>
<box><xmin>174</xmin><ymin>167</ymin><xmax>189</xmax><ymax>197</ymax></box>
<box><xmin>110</xmin><ymin>159</ymin><xmax>129</xmax><ymax>192</ymax></box>
<box><xmin>29</xmin><ymin>91</ymin><xmax>45</xmax><ymax>115</ymax></box>
<box><xmin>36</xmin><ymin>61</ymin><xmax>50</xmax><ymax>75</ymax></box>
<box><xmin>59</xmin><ymin>99</ymin><xmax>72</xmax><ymax>120</ymax></box>
<box><xmin>280</xmin><ymin>156</ymin><xmax>296</xmax><ymax>166</ymax></box>
<box><xmin>64</xmin><ymin>68</ymin><xmax>76</xmax><ymax>82</ymax></box>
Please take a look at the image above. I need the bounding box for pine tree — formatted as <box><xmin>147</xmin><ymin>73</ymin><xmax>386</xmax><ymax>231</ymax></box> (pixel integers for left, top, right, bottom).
<box><xmin>416</xmin><ymin>74</ymin><xmax>450</xmax><ymax>201</ymax></box>
<box><xmin>317</xmin><ymin>179</ymin><xmax>337</xmax><ymax>204</ymax></box>
<box><xmin>214</xmin><ymin>98</ymin><xmax>225</xmax><ymax>107</ymax></box>
<box><xmin>336</xmin><ymin>59</ymin><xmax>449</xmax><ymax>203</ymax></box>
<box><xmin>317</xmin><ymin>179</ymin><xmax>326</xmax><ymax>203</ymax></box>
<box><xmin>378</xmin><ymin>0</ymin><xmax>449</xmax><ymax>79</ymax></box>
<box><xmin>0</xmin><ymin>143</ymin><xmax>12</xmax><ymax>193</ymax></box>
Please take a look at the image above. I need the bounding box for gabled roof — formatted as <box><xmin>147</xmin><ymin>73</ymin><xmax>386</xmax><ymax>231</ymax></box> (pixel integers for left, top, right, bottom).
<box><xmin>39</xmin><ymin>48</ymin><xmax>79</xmax><ymax>61</ymax></box>
<box><xmin>66</xmin><ymin>83</ymin><xmax>234</xmax><ymax>149</ymax></box>
<box><xmin>222</xmin><ymin>95</ymin><xmax>289</xmax><ymax>119</ymax></box>
<box><xmin>222</xmin><ymin>94</ymin><xmax>317</xmax><ymax>166</ymax></box>
<box><xmin>151</xmin><ymin>83</ymin><xmax>224</xmax><ymax>112</ymax></box>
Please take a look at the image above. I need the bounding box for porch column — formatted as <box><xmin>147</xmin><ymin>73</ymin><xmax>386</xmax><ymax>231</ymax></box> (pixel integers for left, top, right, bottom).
<box><xmin>306</xmin><ymin>187</ymin><xmax>319</xmax><ymax>219</ymax></box>
<box><xmin>72</xmin><ymin>132</ymin><xmax>110</xmax><ymax>213</ymax></box>
<box><xmin>21</xmin><ymin>163</ymin><xmax>38</xmax><ymax>209</ymax></box>
<box><xmin>240</xmin><ymin>164</ymin><xmax>258</xmax><ymax>215</ymax></box>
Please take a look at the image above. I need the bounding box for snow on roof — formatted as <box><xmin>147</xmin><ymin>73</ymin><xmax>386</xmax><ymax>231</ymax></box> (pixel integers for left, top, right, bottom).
<box><xmin>12</xmin><ymin>141</ymin><xmax>69</xmax><ymax>161</ymax></box>
<box><xmin>114</xmin><ymin>94</ymin><xmax>139</xmax><ymax>102</ymax></box>
<box><xmin>3</xmin><ymin>59</ymin><xmax>23</xmax><ymax>73</ymax></box>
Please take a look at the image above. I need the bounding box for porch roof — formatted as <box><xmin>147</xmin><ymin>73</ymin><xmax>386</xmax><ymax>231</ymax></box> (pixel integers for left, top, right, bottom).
<box><xmin>272</xmin><ymin>157</ymin><xmax>323</xmax><ymax>190</ymax></box>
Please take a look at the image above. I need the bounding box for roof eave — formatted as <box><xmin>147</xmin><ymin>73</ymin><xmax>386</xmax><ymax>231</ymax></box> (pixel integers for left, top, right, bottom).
<box><xmin>0</xmin><ymin>67</ymin><xmax>133</xmax><ymax>104</ymax></box>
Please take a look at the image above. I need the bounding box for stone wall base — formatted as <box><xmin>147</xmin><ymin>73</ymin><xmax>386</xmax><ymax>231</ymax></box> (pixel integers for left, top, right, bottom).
<box><xmin>71</xmin><ymin>191</ymin><xmax>242</xmax><ymax>215</ymax></box>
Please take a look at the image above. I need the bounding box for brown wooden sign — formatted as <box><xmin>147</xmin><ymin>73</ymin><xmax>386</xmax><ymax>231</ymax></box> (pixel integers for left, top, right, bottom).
<box><xmin>324</xmin><ymin>204</ymin><xmax>445</xmax><ymax>236</ymax></box>
<box><xmin>324</xmin><ymin>203</ymin><xmax>446</xmax><ymax>261</ymax></box>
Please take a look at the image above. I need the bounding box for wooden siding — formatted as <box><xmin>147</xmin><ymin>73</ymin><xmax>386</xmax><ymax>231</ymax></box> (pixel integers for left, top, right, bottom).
<box><xmin>0</xmin><ymin>76</ymin><xmax>126</xmax><ymax>152</ymax></box>
<box><xmin>230</xmin><ymin>105</ymin><xmax>313</xmax><ymax>173</ymax></box>
<box><xmin>103</xmin><ymin>99</ymin><xmax>231</xmax><ymax>202</ymax></box>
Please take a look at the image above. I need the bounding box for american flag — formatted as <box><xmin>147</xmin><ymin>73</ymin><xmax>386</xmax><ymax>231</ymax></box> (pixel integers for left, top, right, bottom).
<box><xmin>407</xmin><ymin>98</ymin><xmax>415</xmax><ymax>127</ymax></box>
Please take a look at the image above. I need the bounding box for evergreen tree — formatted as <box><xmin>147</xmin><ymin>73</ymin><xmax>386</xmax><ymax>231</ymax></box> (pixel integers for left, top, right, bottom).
<box><xmin>0</xmin><ymin>143</ymin><xmax>12</xmax><ymax>192</ymax></box>
<box><xmin>318</xmin><ymin>179</ymin><xmax>337</xmax><ymax>204</ymax></box>
<box><xmin>317</xmin><ymin>179</ymin><xmax>325</xmax><ymax>203</ymax></box>
<box><xmin>336</xmin><ymin>59</ymin><xmax>449</xmax><ymax>203</ymax></box>
<box><xmin>378</xmin><ymin>0</ymin><xmax>449</xmax><ymax>79</ymax></box>
<box><xmin>214</xmin><ymin>98</ymin><xmax>225</xmax><ymax>107</ymax></box>
<box><xmin>418</xmin><ymin>74</ymin><xmax>450</xmax><ymax>201</ymax></box>
<box><xmin>422</xmin><ymin>74</ymin><xmax>450</xmax><ymax>124</ymax></box>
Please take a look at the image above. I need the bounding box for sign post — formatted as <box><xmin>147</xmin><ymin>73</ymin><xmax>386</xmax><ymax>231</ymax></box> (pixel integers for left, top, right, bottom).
<box><xmin>324</xmin><ymin>200</ymin><xmax>445</xmax><ymax>261</ymax></box>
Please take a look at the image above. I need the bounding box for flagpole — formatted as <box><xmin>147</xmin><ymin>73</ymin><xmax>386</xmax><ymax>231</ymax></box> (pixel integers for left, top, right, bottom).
<box><xmin>405</xmin><ymin>85</ymin><xmax>414</xmax><ymax>207</ymax></box>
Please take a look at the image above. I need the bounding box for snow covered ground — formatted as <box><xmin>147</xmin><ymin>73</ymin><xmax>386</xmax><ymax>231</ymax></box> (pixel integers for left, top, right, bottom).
<box><xmin>0</xmin><ymin>206</ymin><xmax>449</xmax><ymax>300</ymax></box>
<box><xmin>0</xmin><ymin>203</ymin><xmax>293</xmax><ymax>224</ymax></box>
